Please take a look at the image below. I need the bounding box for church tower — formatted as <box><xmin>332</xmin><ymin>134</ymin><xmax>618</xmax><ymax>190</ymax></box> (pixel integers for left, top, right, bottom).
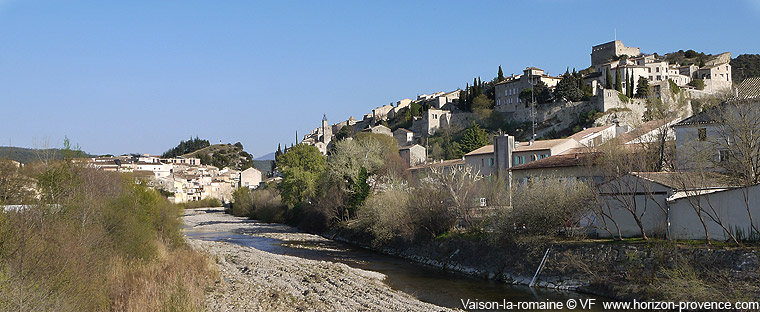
<box><xmin>321</xmin><ymin>114</ymin><xmax>332</xmax><ymax>145</ymax></box>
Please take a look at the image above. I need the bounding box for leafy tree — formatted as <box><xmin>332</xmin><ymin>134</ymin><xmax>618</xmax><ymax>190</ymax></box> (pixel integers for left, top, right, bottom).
<box><xmin>161</xmin><ymin>136</ymin><xmax>210</xmax><ymax>158</ymax></box>
<box><xmin>459</xmin><ymin>122</ymin><xmax>490</xmax><ymax>153</ymax></box>
<box><xmin>471</xmin><ymin>94</ymin><xmax>494</xmax><ymax>110</ymax></box>
<box><xmin>605</xmin><ymin>67</ymin><xmax>613</xmax><ymax>89</ymax></box>
<box><xmin>533</xmin><ymin>80</ymin><xmax>552</xmax><ymax>104</ymax></box>
<box><xmin>615</xmin><ymin>67</ymin><xmax>622</xmax><ymax>92</ymax></box>
<box><xmin>688</xmin><ymin>78</ymin><xmax>705</xmax><ymax>90</ymax></box>
<box><xmin>497</xmin><ymin>65</ymin><xmax>505</xmax><ymax>82</ymax></box>
<box><xmin>731</xmin><ymin>54</ymin><xmax>760</xmax><ymax>83</ymax></box>
<box><xmin>276</xmin><ymin>144</ymin><xmax>326</xmax><ymax>207</ymax></box>
<box><xmin>554</xmin><ymin>69</ymin><xmax>584</xmax><ymax>102</ymax></box>
<box><xmin>636</xmin><ymin>77</ymin><xmax>650</xmax><ymax>98</ymax></box>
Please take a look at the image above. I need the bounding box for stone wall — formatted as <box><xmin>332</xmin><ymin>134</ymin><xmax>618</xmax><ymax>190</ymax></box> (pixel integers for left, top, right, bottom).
<box><xmin>330</xmin><ymin>227</ymin><xmax>760</xmax><ymax>301</ymax></box>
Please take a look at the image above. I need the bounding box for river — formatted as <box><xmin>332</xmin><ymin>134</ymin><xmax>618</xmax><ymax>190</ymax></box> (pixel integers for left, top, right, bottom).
<box><xmin>184</xmin><ymin>208</ymin><xmax>608</xmax><ymax>311</ymax></box>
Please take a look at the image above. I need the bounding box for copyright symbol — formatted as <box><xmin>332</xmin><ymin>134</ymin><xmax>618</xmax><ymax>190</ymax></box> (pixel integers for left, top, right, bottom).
<box><xmin>566</xmin><ymin>299</ymin><xmax>577</xmax><ymax>309</ymax></box>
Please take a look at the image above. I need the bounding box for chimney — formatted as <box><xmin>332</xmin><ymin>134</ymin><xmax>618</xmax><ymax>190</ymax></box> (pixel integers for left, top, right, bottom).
<box><xmin>494</xmin><ymin>134</ymin><xmax>515</xmax><ymax>175</ymax></box>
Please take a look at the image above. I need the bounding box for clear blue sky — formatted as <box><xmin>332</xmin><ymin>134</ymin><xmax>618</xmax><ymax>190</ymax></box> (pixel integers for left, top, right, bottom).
<box><xmin>1</xmin><ymin>0</ymin><xmax>759</xmax><ymax>158</ymax></box>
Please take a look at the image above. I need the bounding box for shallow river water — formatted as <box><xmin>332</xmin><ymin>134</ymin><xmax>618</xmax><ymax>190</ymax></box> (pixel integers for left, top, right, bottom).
<box><xmin>185</xmin><ymin>211</ymin><xmax>609</xmax><ymax>311</ymax></box>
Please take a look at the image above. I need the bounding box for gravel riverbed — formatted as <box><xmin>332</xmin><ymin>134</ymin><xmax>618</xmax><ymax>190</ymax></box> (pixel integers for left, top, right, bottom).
<box><xmin>183</xmin><ymin>208</ymin><xmax>454</xmax><ymax>312</ymax></box>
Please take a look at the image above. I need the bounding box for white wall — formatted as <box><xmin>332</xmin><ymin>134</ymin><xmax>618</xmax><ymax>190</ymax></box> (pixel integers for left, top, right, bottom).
<box><xmin>669</xmin><ymin>185</ymin><xmax>760</xmax><ymax>241</ymax></box>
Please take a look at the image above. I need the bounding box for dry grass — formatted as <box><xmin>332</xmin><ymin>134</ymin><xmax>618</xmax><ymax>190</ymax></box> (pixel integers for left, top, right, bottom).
<box><xmin>0</xmin><ymin>161</ymin><xmax>217</xmax><ymax>311</ymax></box>
<box><xmin>108</xmin><ymin>242</ymin><xmax>217</xmax><ymax>312</ymax></box>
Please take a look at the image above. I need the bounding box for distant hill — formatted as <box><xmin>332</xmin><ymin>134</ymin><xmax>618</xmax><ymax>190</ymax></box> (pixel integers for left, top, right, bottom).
<box><xmin>181</xmin><ymin>143</ymin><xmax>254</xmax><ymax>171</ymax></box>
<box><xmin>0</xmin><ymin>146</ymin><xmax>93</xmax><ymax>164</ymax></box>
<box><xmin>254</xmin><ymin>152</ymin><xmax>275</xmax><ymax>161</ymax></box>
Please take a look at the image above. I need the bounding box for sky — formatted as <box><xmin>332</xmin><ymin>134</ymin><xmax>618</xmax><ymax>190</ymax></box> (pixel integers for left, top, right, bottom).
<box><xmin>1</xmin><ymin>0</ymin><xmax>759</xmax><ymax>158</ymax></box>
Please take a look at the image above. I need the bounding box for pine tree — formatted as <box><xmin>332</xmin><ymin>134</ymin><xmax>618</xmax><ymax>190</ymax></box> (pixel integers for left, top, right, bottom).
<box><xmin>636</xmin><ymin>77</ymin><xmax>650</xmax><ymax>98</ymax></box>
<box><xmin>497</xmin><ymin>65</ymin><xmax>504</xmax><ymax>82</ymax></box>
<box><xmin>615</xmin><ymin>67</ymin><xmax>622</xmax><ymax>92</ymax></box>
<box><xmin>605</xmin><ymin>68</ymin><xmax>613</xmax><ymax>89</ymax></box>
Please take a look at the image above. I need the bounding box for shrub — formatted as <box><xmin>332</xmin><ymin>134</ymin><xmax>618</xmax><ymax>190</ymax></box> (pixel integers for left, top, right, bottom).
<box><xmin>0</xmin><ymin>162</ymin><xmax>213</xmax><ymax>311</ymax></box>
<box><xmin>491</xmin><ymin>178</ymin><xmax>594</xmax><ymax>242</ymax></box>
<box><xmin>688</xmin><ymin>78</ymin><xmax>705</xmax><ymax>90</ymax></box>
<box><xmin>181</xmin><ymin>197</ymin><xmax>222</xmax><ymax>209</ymax></box>
<box><xmin>356</xmin><ymin>189</ymin><xmax>413</xmax><ymax>245</ymax></box>
<box><xmin>231</xmin><ymin>187</ymin><xmax>286</xmax><ymax>223</ymax></box>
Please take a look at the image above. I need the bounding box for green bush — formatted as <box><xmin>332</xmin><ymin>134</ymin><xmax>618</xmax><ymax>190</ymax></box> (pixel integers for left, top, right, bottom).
<box><xmin>231</xmin><ymin>187</ymin><xmax>286</xmax><ymax>223</ymax></box>
<box><xmin>180</xmin><ymin>197</ymin><xmax>222</xmax><ymax>209</ymax></box>
<box><xmin>688</xmin><ymin>78</ymin><xmax>705</xmax><ymax>90</ymax></box>
<box><xmin>0</xmin><ymin>162</ymin><xmax>210</xmax><ymax>311</ymax></box>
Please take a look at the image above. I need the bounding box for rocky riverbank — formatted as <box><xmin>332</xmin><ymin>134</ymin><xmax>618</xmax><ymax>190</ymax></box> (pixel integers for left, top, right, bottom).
<box><xmin>183</xmin><ymin>208</ymin><xmax>454</xmax><ymax>312</ymax></box>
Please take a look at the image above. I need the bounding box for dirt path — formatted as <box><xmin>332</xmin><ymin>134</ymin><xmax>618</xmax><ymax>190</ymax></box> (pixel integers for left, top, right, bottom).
<box><xmin>183</xmin><ymin>208</ymin><xmax>454</xmax><ymax>312</ymax></box>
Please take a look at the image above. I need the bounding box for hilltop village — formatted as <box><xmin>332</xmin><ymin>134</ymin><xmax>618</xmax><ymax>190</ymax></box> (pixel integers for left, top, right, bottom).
<box><xmin>301</xmin><ymin>40</ymin><xmax>732</xmax><ymax>172</ymax></box>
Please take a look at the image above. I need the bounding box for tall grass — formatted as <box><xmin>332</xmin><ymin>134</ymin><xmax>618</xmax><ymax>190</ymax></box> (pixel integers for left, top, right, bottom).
<box><xmin>0</xmin><ymin>160</ymin><xmax>215</xmax><ymax>311</ymax></box>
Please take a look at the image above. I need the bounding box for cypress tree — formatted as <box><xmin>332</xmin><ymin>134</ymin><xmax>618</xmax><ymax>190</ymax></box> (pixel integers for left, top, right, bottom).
<box><xmin>605</xmin><ymin>68</ymin><xmax>613</xmax><ymax>89</ymax></box>
<box><xmin>628</xmin><ymin>72</ymin><xmax>634</xmax><ymax>97</ymax></box>
<box><xmin>497</xmin><ymin>66</ymin><xmax>504</xmax><ymax>82</ymax></box>
<box><xmin>615</xmin><ymin>67</ymin><xmax>622</xmax><ymax>92</ymax></box>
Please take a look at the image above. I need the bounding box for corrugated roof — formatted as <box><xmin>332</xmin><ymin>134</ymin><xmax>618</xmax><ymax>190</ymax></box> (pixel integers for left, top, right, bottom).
<box><xmin>569</xmin><ymin>125</ymin><xmax>614</xmax><ymax>142</ymax></box>
<box><xmin>633</xmin><ymin>171</ymin><xmax>734</xmax><ymax>190</ymax></box>
<box><xmin>616</xmin><ymin>118</ymin><xmax>674</xmax><ymax>143</ymax></box>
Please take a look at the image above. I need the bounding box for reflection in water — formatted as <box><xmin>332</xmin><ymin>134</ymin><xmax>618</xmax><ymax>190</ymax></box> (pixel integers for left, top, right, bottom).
<box><xmin>185</xmin><ymin>229</ymin><xmax>608</xmax><ymax>311</ymax></box>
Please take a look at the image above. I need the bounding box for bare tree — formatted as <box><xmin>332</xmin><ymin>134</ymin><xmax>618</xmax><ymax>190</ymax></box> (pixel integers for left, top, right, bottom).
<box><xmin>426</xmin><ymin>165</ymin><xmax>482</xmax><ymax>228</ymax></box>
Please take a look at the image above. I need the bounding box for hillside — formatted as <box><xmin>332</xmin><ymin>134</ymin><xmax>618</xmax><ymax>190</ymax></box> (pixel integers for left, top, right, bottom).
<box><xmin>0</xmin><ymin>146</ymin><xmax>93</xmax><ymax>163</ymax></box>
<box><xmin>181</xmin><ymin>143</ymin><xmax>254</xmax><ymax>170</ymax></box>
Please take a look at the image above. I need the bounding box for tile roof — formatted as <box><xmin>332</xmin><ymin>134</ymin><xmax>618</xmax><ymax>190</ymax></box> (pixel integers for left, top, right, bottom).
<box><xmin>408</xmin><ymin>158</ymin><xmax>465</xmax><ymax>171</ymax></box>
<box><xmin>735</xmin><ymin>77</ymin><xmax>760</xmax><ymax>100</ymax></box>
<box><xmin>464</xmin><ymin>145</ymin><xmax>494</xmax><ymax>156</ymax></box>
<box><xmin>510</xmin><ymin>152</ymin><xmax>598</xmax><ymax>171</ymax></box>
<box><xmin>514</xmin><ymin>138</ymin><xmax>572</xmax><ymax>152</ymax></box>
<box><xmin>465</xmin><ymin>138</ymin><xmax>575</xmax><ymax>157</ymax></box>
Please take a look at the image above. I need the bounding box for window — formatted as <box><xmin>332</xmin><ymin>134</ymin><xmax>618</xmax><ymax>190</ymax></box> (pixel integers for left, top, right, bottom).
<box><xmin>698</xmin><ymin>128</ymin><xmax>707</xmax><ymax>141</ymax></box>
<box><xmin>719</xmin><ymin>150</ymin><xmax>729</xmax><ymax>162</ymax></box>
<box><xmin>656</xmin><ymin>67</ymin><xmax>659</xmax><ymax>72</ymax></box>
<box><xmin>514</xmin><ymin>155</ymin><xmax>520</xmax><ymax>165</ymax></box>
<box><xmin>488</xmin><ymin>158</ymin><xmax>493</xmax><ymax>167</ymax></box>
<box><xmin>531</xmin><ymin>154</ymin><xmax>537</xmax><ymax>161</ymax></box>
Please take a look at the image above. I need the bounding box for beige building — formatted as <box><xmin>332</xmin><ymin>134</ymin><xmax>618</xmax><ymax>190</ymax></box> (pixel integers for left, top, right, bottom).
<box><xmin>494</xmin><ymin>67</ymin><xmax>562</xmax><ymax>113</ymax></box>
<box><xmin>411</xmin><ymin>108</ymin><xmax>452</xmax><ymax>136</ymax></box>
<box><xmin>365</xmin><ymin>124</ymin><xmax>392</xmax><ymax>137</ymax></box>
<box><xmin>372</xmin><ymin>104</ymin><xmax>394</xmax><ymax>123</ymax></box>
<box><xmin>464</xmin><ymin>137</ymin><xmax>581</xmax><ymax>177</ymax></box>
<box><xmin>393</xmin><ymin>128</ymin><xmax>414</xmax><ymax>146</ymax></box>
<box><xmin>239</xmin><ymin>167</ymin><xmax>262</xmax><ymax>189</ymax></box>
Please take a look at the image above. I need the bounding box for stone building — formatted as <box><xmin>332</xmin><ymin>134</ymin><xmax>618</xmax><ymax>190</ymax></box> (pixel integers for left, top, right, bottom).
<box><xmin>591</xmin><ymin>40</ymin><xmax>641</xmax><ymax>66</ymax></box>
<box><xmin>494</xmin><ymin>67</ymin><xmax>562</xmax><ymax>113</ymax></box>
<box><xmin>399</xmin><ymin>144</ymin><xmax>426</xmax><ymax>167</ymax></box>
